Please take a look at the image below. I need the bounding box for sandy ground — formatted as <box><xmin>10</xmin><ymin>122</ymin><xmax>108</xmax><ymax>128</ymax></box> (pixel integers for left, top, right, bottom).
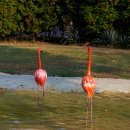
<box><xmin>0</xmin><ymin>72</ymin><xmax>130</xmax><ymax>93</ymax></box>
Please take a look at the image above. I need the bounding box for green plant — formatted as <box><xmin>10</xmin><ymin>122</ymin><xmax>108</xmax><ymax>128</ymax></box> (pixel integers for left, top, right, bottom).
<box><xmin>93</xmin><ymin>29</ymin><xmax>119</xmax><ymax>48</ymax></box>
<box><xmin>117</xmin><ymin>35</ymin><xmax>129</xmax><ymax>48</ymax></box>
<box><xmin>94</xmin><ymin>28</ymin><xmax>130</xmax><ymax>48</ymax></box>
<box><xmin>60</xmin><ymin>22</ymin><xmax>79</xmax><ymax>44</ymax></box>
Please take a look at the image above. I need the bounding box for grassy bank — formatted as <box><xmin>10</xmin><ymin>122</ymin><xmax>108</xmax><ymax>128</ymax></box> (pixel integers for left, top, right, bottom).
<box><xmin>0</xmin><ymin>42</ymin><xmax>130</xmax><ymax>78</ymax></box>
<box><xmin>0</xmin><ymin>89</ymin><xmax>130</xmax><ymax>130</ymax></box>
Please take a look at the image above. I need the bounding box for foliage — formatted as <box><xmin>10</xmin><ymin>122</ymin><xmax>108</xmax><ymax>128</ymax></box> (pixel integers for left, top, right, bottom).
<box><xmin>60</xmin><ymin>22</ymin><xmax>79</xmax><ymax>44</ymax></box>
<box><xmin>0</xmin><ymin>0</ymin><xmax>17</xmax><ymax>38</ymax></box>
<box><xmin>93</xmin><ymin>28</ymin><xmax>130</xmax><ymax>48</ymax></box>
<box><xmin>114</xmin><ymin>0</ymin><xmax>130</xmax><ymax>35</ymax></box>
<box><xmin>82</xmin><ymin>1</ymin><xmax>118</xmax><ymax>34</ymax></box>
<box><xmin>93</xmin><ymin>29</ymin><xmax>119</xmax><ymax>48</ymax></box>
<box><xmin>17</xmin><ymin>0</ymin><xmax>41</xmax><ymax>37</ymax></box>
<box><xmin>0</xmin><ymin>0</ymin><xmax>129</xmax><ymax>48</ymax></box>
<box><xmin>117</xmin><ymin>35</ymin><xmax>130</xmax><ymax>48</ymax></box>
<box><xmin>37</xmin><ymin>26</ymin><xmax>63</xmax><ymax>43</ymax></box>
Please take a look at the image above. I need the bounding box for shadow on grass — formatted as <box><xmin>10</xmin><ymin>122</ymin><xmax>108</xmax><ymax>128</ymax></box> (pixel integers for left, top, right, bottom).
<box><xmin>0</xmin><ymin>45</ymin><xmax>86</xmax><ymax>76</ymax></box>
<box><xmin>0</xmin><ymin>45</ymin><xmax>129</xmax><ymax>78</ymax></box>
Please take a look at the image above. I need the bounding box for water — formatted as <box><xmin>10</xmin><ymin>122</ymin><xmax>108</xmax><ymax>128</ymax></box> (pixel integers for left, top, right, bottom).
<box><xmin>0</xmin><ymin>90</ymin><xmax>130</xmax><ymax>130</ymax></box>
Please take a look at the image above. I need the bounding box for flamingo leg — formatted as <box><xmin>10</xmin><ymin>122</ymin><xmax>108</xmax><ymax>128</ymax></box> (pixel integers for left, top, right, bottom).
<box><xmin>36</xmin><ymin>85</ymin><xmax>43</xmax><ymax>125</ymax></box>
<box><xmin>86</xmin><ymin>95</ymin><xmax>88</xmax><ymax>129</ymax></box>
<box><xmin>90</xmin><ymin>97</ymin><xmax>93</xmax><ymax>129</ymax></box>
<box><xmin>39</xmin><ymin>87</ymin><xmax>45</xmax><ymax>126</ymax></box>
<box><xmin>36</xmin><ymin>85</ymin><xmax>40</xmax><ymax>107</ymax></box>
<box><xmin>41</xmin><ymin>87</ymin><xmax>44</xmax><ymax>111</ymax></box>
<box><xmin>86</xmin><ymin>96</ymin><xmax>94</xmax><ymax>129</ymax></box>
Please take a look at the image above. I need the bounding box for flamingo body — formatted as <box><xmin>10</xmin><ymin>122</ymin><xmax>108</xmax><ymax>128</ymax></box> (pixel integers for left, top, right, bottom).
<box><xmin>82</xmin><ymin>75</ymin><xmax>96</xmax><ymax>98</ymax></box>
<box><xmin>35</xmin><ymin>69</ymin><xmax>47</xmax><ymax>88</ymax></box>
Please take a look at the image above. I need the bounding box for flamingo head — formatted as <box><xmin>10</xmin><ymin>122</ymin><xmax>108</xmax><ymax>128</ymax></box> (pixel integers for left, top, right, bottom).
<box><xmin>38</xmin><ymin>48</ymin><xmax>42</xmax><ymax>53</ymax></box>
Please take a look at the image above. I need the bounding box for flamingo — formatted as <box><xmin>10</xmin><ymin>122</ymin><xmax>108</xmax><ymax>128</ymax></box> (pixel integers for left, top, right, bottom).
<box><xmin>35</xmin><ymin>48</ymin><xmax>47</xmax><ymax>95</ymax></box>
<box><xmin>81</xmin><ymin>45</ymin><xmax>96</xmax><ymax>128</ymax></box>
<box><xmin>34</xmin><ymin>48</ymin><xmax>47</xmax><ymax>114</ymax></box>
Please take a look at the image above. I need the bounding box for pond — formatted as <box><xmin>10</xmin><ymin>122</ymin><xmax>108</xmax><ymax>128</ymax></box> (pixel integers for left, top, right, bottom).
<box><xmin>0</xmin><ymin>89</ymin><xmax>130</xmax><ymax>130</ymax></box>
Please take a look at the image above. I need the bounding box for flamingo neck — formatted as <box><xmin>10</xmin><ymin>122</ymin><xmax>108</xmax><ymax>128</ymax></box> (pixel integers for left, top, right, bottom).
<box><xmin>87</xmin><ymin>46</ymin><xmax>91</xmax><ymax>76</ymax></box>
<box><xmin>38</xmin><ymin>51</ymin><xmax>42</xmax><ymax>69</ymax></box>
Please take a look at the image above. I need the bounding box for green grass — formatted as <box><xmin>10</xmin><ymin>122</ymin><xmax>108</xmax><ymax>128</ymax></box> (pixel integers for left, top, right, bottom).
<box><xmin>0</xmin><ymin>89</ymin><xmax>130</xmax><ymax>130</ymax></box>
<box><xmin>0</xmin><ymin>42</ymin><xmax>130</xmax><ymax>78</ymax></box>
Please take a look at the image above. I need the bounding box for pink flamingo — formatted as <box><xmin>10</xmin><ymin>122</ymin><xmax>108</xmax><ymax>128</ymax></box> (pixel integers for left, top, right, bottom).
<box><xmin>82</xmin><ymin>45</ymin><xmax>96</xmax><ymax>128</ymax></box>
<box><xmin>34</xmin><ymin>48</ymin><xmax>47</xmax><ymax>112</ymax></box>
<box><xmin>35</xmin><ymin>48</ymin><xmax>47</xmax><ymax>95</ymax></box>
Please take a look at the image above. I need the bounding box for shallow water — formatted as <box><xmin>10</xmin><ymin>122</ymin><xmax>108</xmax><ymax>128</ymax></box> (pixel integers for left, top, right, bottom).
<box><xmin>0</xmin><ymin>90</ymin><xmax>130</xmax><ymax>130</ymax></box>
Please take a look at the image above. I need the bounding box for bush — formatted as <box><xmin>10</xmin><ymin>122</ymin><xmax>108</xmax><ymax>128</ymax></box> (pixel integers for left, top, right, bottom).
<box><xmin>93</xmin><ymin>29</ymin><xmax>129</xmax><ymax>48</ymax></box>
<box><xmin>60</xmin><ymin>22</ymin><xmax>79</xmax><ymax>44</ymax></box>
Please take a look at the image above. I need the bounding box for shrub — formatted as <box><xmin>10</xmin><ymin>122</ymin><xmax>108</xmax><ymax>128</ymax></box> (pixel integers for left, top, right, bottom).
<box><xmin>93</xmin><ymin>28</ymin><xmax>129</xmax><ymax>48</ymax></box>
<box><xmin>60</xmin><ymin>22</ymin><xmax>79</xmax><ymax>44</ymax></box>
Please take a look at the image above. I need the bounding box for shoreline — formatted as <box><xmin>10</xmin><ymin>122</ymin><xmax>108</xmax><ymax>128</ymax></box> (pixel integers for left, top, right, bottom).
<box><xmin>0</xmin><ymin>73</ymin><xmax>129</xmax><ymax>93</ymax></box>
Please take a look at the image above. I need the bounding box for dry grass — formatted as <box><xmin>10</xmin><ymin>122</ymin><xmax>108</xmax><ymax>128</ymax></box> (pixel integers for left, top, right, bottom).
<box><xmin>0</xmin><ymin>41</ymin><xmax>130</xmax><ymax>78</ymax></box>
